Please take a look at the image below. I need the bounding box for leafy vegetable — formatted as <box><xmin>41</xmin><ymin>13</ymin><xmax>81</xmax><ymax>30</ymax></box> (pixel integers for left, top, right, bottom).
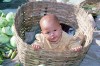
<box><xmin>0</xmin><ymin>11</ymin><xmax>16</xmax><ymax>64</ymax></box>
<box><xmin>10</xmin><ymin>36</ymin><xmax>16</xmax><ymax>48</ymax></box>
<box><xmin>0</xmin><ymin>10</ymin><xmax>6</xmax><ymax>17</ymax></box>
<box><xmin>11</xmin><ymin>25</ymin><xmax>15</xmax><ymax>35</ymax></box>
<box><xmin>6</xmin><ymin>12</ymin><xmax>15</xmax><ymax>26</ymax></box>
<box><xmin>82</xmin><ymin>4</ymin><xmax>96</xmax><ymax>10</ymax></box>
<box><xmin>0</xmin><ymin>28</ymin><xmax>2</xmax><ymax>34</ymax></box>
<box><xmin>0</xmin><ymin>33</ymin><xmax>10</xmax><ymax>43</ymax></box>
<box><xmin>0</xmin><ymin>56</ymin><xmax>4</xmax><ymax>64</ymax></box>
<box><xmin>0</xmin><ymin>11</ymin><xmax>3</xmax><ymax>16</ymax></box>
<box><xmin>2</xmin><ymin>26</ymin><xmax>13</xmax><ymax>36</ymax></box>
<box><xmin>0</xmin><ymin>17</ymin><xmax>8</xmax><ymax>28</ymax></box>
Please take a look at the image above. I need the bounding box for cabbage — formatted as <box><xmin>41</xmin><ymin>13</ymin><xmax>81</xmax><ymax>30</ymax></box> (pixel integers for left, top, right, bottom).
<box><xmin>0</xmin><ymin>17</ymin><xmax>8</xmax><ymax>27</ymax></box>
<box><xmin>6</xmin><ymin>12</ymin><xmax>15</xmax><ymax>26</ymax></box>
<box><xmin>2</xmin><ymin>26</ymin><xmax>13</xmax><ymax>36</ymax></box>
<box><xmin>0</xmin><ymin>10</ymin><xmax>3</xmax><ymax>16</ymax></box>
<box><xmin>0</xmin><ymin>33</ymin><xmax>10</xmax><ymax>43</ymax></box>
<box><xmin>10</xmin><ymin>36</ymin><xmax>16</xmax><ymax>48</ymax></box>
<box><xmin>0</xmin><ymin>56</ymin><xmax>4</xmax><ymax>65</ymax></box>
<box><xmin>0</xmin><ymin>28</ymin><xmax>2</xmax><ymax>34</ymax></box>
<box><xmin>0</xmin><ymin>10</ymin><xmax>6</xmax><ymax>17</ymax></box>
<box><xmin>11</xmin><ymin>25</ymin><xmax>15</xmax><ymax>35</ymax></box>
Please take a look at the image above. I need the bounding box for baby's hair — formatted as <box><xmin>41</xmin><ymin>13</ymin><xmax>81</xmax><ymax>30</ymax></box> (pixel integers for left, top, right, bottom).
<box><xmin>48</xmin><ymin>14</ymin><xmax>59</xmax><ymax>23</ymax></box>
<box><xmin>40</xmin><ymin>14</ymin><xmax>60</xmax><ymax>25</ymax></box>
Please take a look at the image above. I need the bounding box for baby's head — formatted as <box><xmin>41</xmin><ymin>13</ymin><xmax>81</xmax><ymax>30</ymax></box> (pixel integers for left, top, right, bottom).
<box><xmin>40</xmin><ymin>14</ymin><xmax>62</xmax><ymax>42</ymax></box>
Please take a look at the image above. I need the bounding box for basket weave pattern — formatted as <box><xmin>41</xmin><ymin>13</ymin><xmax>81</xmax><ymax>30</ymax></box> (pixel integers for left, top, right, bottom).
<box><xmin>15</xmin><ymin>1</ymin><xmax>94</xmax><ymax>66</ymax></box>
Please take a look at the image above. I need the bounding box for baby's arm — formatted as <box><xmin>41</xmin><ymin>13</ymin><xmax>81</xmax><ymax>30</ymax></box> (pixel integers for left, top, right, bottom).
<box><xmin>32</xmin><ymin>34</ymin><xmax>43</xmax><ymax>50</ymax></box>
<box><xmin>70</xmin><ymin>44</ymin><xmax>82</xmax><ymax>52</ymax></box>
<box><xmin>32</xmin><ymin>44</ymin><xmax>41</xmax><ymax>50</ymax></box>
<box><xmin>69</xmin><ymin>34</ymin><xmax>85</xmax><ymax>52</ymax></box>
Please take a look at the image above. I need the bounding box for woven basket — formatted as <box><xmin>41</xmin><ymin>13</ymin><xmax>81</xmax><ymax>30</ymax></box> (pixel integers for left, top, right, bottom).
<box><xmin>14</xmin><ymin>1</ymin><xmax>94</xmax><ymax>66</ymax></box>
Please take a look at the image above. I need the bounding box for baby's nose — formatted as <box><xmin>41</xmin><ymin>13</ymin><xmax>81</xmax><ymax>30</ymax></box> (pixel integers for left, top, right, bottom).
<box><xmin>50</xmin><ymin>33</ymin><xmax>54</xmax><ymax>36</ymax></box>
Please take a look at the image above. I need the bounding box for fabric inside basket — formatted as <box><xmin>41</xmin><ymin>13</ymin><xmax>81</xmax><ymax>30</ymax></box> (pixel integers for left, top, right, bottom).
<box><xmin>24</xmin><ymin>23</ymin><xmax>75</xmax><ymax>44</ymax></box>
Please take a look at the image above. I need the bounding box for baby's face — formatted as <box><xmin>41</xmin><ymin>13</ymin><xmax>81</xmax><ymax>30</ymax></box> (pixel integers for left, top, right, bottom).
<box><xmin>41</xmin><ymin>21</ymin><xmax>62</xmax><ymax>42</ymax></box>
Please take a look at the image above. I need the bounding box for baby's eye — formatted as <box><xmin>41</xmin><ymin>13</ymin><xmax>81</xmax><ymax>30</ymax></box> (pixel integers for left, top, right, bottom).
<box><xmin>46</xmin><ymin>32</ymin><xmax>50</xmax><ymax>34</ymax></box>
<box><xmin>54</xmin><ymin>30</ymin><xmax>57</xmax><ymax>31</ymax></box>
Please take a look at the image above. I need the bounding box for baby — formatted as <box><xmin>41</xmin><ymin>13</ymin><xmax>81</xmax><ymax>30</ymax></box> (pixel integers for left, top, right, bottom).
<box><xmin>32</xmin><ymin>14</ymin><xmax>83</xmax><ymax>52</ymax></box>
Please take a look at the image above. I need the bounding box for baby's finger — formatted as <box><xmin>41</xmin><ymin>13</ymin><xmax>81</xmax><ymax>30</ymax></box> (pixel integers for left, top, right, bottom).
<box><xmin>32</xmin><ymin>45</ymin><xmax>40</xmax><ymax>50</ymax></box>
<box><xmin>35</xmin><ymin>45</ymin><xmax>38</xmax><ymax>48</ymax></box>
<box><xmin>71</xmin><ymin>48</ymin><xmax>76</xmax><ymax>52</ymax></box>
<box><xmin>75</xmin><ymin>48</ymin><xmax>78</xmax><ymax>51</ymax></box>
<box><xmin>36</xmin><ymin>45</ymin><xmax>41</xmax><ymax>49</ymax></box>
<box><xmin>77</xmin><ymin>46</ymin><xmax>82</xmax><ymax>51</ymax></box>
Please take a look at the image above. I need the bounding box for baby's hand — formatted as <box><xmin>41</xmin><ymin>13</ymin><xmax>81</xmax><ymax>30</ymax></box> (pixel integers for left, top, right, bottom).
<box><xmin>71</xmin><ymin>46</ymin><xmax>82</xmax><ymax>52</ymax></box>
<box><xmin>32</xmin><ymin>44</ymin><xmax>41</xmax><ymax>51</ymax></box>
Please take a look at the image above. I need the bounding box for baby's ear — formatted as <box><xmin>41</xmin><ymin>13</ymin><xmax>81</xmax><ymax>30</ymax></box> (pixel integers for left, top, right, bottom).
<box><xmin>60</xmin><ymin>24</ymin><xmax>61</xmax><ymax>27</ymax></box>
<box><xmin>41</xmin><ymin>31</ymin><xmax>43</xmax><ymax>33</ymax></box>
<box><xmin>59</xmin><ymin>24</ymin><xmax>62</xmax><ymax>29</ymax></box>
<box><xmin>41</xmin><ymin>31</ymin><xmax>44</xmax><ymax>35</ymax></box>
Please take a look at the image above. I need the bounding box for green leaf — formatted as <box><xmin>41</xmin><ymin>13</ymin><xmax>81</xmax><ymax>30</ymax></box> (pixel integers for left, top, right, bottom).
<box><xmin>0</xmin><ymin>17</ymin><xmax>8</xmax><ymax>28</ymax></box>
<box><xmin>0</xmin><ymin>33</ymin><xmax>10</xmax><ymax>43</ymax></box>
<box><xmin>10</xmin><ymin>36</ymin><xmax>16</xmax><ymax>48</ymax></box>
<box><xmin>2</xmin><ymin>26</ymin><xmax>13</xmax><ymax>36</ymax></box>
<box><xmin>6</xmin><ymin>12</ymin><xmax>15</xmax><ymax>26</ymax></box>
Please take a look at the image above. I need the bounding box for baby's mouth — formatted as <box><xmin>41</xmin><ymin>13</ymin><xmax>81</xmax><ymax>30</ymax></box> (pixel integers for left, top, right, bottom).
<box><xmin>50</xmin><ymin>37</ymin><xmax>59</xmax><ymax>42</ymax></box>
<box><xmin>51</xmin><ymin>36</ymin><xmax>56</xmax><ymax>40</ymax></box>
<box><xmin>50</xmin><ymin>38</ymin><xmax>60</xmax><ymax>44</ymax></box>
